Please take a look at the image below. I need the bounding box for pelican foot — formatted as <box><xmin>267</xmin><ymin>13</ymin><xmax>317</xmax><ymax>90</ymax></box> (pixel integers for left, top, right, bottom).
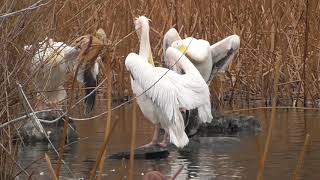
<box><xmin>139</xmin><ymin>142</ymin><xmax>158</xmax><ymax>149</ymax></box>
<box><xmin>158</xmin><ymin>142</ymin><xmax>168</xmax><ymax>148</ymax></box>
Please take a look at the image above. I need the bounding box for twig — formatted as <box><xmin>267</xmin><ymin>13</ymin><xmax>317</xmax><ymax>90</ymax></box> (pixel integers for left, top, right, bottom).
<box><xmin>45</xmin><ymin>153</ymin><xmax>58</xmax><ymax>180</ymax></box>
<box><xmin>13</xmin><ymin>155</ymin><xmax>44</xmax><ymax>179</ymax></box>
<box><xmin>89</xmin><ymin>116</ymin><xmax>118</xmax><ymax>180</ymax></box>
<box><xmin>302</xmin><ymin>0</ymin><xmax>309</xmax><ymax>106</ymax></box>
<box><xmin>128</xmin><ymin>100</ymin><xmax>137</xmax><ymax>180</ymax></box>
<box><xmin>16</xmin><ymin>83</ymin><xmax>76</xmax><ymax>178</ymax></box>
<box><xmin>256</xmin><ymin>54</ymin><xmax>281</xmax><ymax>180</ymax></box>
<box><xmin>171</xmin><ymin>165</ymin><xmax>184</xmax><ymax>180</ymax></box>
<box><xmin>0</xmin><ymin>0</ymin><xmax>51</xmax><ymax>19</ymax></box>
<box><xmin>97</xmin><ymin>45</ymin><xmax>113</xmax><ymax>180</ymax></box>
<box><xmin>0</xmin><ymin>143</ymin><xmax>29</xmax><ymax>177</ymax></box>
<box><xmin>225</xmin><ymin>106</ymin><xmax>320</xmax><ymax>113</ymax></box>
<box><xmin>17</xmin><ymin>83</ymin><xmax>44</xmax><ymax>133</ymax></box>
<box><xmin>293</xmin><ymin>134</ymin><xmax>310</xmax><ymax>180</ymax></box>
<box><xmin>0</xmin><ymin>109</ymin><xmax>63</xmax><ymax>129</ymax></box>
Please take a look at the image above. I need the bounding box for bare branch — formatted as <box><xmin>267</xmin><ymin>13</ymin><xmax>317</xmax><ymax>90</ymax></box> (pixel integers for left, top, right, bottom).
<box><xmin>0</xmin><ymin>0</ymin><xmax>51</xmax><ymax>19</ymax></box>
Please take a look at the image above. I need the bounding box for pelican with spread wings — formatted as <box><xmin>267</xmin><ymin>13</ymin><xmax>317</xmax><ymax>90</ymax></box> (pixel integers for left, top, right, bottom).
<box><xmin>127</xmin><ymin>16</ymin><xmax>212</xmax><ymax>148</ymax></box>
<box><xmin>162</xmin><ymin>28</ymin><xmax>240</xmax><ymax>136</ymax></box>
<box><xmin>163</xmin><ymin>28</ymin><xmax>240</xmax><ymax>84</ymax></box>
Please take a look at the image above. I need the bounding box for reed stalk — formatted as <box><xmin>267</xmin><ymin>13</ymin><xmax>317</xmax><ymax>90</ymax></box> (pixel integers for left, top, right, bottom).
<box><xmin>293</xmin><ymin>134</ymin><xmax>310</xmax><ymax>180</ymax></box>
<box><xmin>89</xmin><ymin>115</ymin><xmax>118</xmax><ymax>180</ymax></box>
<box><xmin>45</xmin><ymin>153</ymin><xmax>58</xmax><ymax>180</ymax></box>
<box><xmin>256</xmin><ymin>56</ymin><xmax>281</xmax><ymax>180</ymax></box>
<box><xmin>128</xmin><ymin>100</ymin><xmax>137</xmax><ymax>180</ymax></box>
<box><xmin>303</xmin><ymin>0</ymin><xmax>309</xmax><ymax>107</ymax></box>
<box><xmin>2</xmin><ymin>1</ymin><xmax>320</xmax><ymax>179</ymax></box>
<box><xmin>97</xmin><ymin>46</ymin><xmax>113</xmax><ymax>180</ymax></box>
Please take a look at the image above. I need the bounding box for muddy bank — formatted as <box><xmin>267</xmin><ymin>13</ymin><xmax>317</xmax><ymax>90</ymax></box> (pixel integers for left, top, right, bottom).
<box><xmin>20</xmin><ymin>106</ymin><xmax>260</xmax><ymax>145</ymax></box>
<box><xmin>20</xmin><ymin>111</ymin><xmax>78</xmax><ymax>144</ymax></box>
<box><xmin>185</xmin><ymin>109</ymin><xmax>261</xmax><ymax>137</ymax></box>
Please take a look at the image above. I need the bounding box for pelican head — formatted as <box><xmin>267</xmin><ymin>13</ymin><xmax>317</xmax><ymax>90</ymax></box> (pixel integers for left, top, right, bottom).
<box><xmin>229</xmin><ymin>34</ymin><xmax>241</xmax><ymax>51</ymax></box>
<box><xmin>134</xmin><ymin>16</ymin><xmax>154</xmax><ymax>66</ymax></box>
<box><xmin>134</xmin><ymin>16</ymin><xmax>150</xmax><ymax>39</ymax></box>
<box><xmin>171</xmin><ymin>39</ymin><xmax>188</xmax><ymax>55</ymax></box>
<box><xmin>95</xmin><ymin>28</ymin><xmax>107</xmax><ymax>44</ymax></box>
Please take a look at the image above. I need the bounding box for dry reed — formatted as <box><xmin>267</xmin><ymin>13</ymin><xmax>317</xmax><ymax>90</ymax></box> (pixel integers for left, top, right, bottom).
<box><xmin>293</xmin><ymin>134</ymin><xmax>311</xmax><ymax>180</ymax></box>
<box><xmin>257</xmin><ymin>54</ymin><xmax>281</xmax><ymax>180</ymax></box>
<box><xmin>128</xmin><ymin>100</ymin><xmax>137</xmax><ymax>180</ymax></box>
<box><xmin>45</xmin><ymin>153</ymin><xmax>58</xmax><ymax>180</ymax></box>
<box><xmin>1</xmin><ymin>0</ymin><xmax>320</xmax><ymax>179</ymax></box>
<box><xmin>97</xmin><ymin>37</ymin><xmax>113</xmax><ymax>180</ymax></box>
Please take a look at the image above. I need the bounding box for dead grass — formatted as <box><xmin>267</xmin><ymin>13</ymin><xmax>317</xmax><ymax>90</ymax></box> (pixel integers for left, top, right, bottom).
<box><xmin>1</xmin><ymin>0</ymin><xmax>320</xmax><ymax>179</ymax></box>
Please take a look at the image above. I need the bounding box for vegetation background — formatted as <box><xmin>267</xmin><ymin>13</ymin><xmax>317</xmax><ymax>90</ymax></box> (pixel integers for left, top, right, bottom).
<box><xmin>1</xmin><ymin>0</ymin><xmax>319</xmax><ymax>179</ymax></box>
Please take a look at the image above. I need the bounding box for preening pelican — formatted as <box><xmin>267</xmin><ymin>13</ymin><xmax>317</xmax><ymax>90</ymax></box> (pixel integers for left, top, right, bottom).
<box><xmin>163</xmin><ymin>28</ymin><xmax>240</xmax><ymax>84</ymax></box>
<box><xmin>25</xmin><ymin>32</ymin><xmax>105</xmax><ymax>114</ymax></box>
<box><xmin>128</xmin><ymin>16</ymin><xmax>212</xmax><ymax>148</ymax></box>
<box><xmin>163</xmin><ymin>28</ymin><xmax>240</xmax><ymax>136</ymax></box>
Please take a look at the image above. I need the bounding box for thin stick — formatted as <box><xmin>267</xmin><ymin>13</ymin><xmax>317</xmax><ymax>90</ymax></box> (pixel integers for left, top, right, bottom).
<box><xmin>13</xmin><ymin>155</ymin><xmax>44</xmax><ymax>178</ymax></box>
<box><xmin>128</xmin><ymin>100</ymin><xmax>137</xmax><ymax>180</ymax></box>
<box><xmin>0</xmin><ymin>0</ymin><xmax>50</xmax><ymax>19</ymax></box>
<box><xmin>256</xmin><ymin>56</ymin><xmax>280</xmax><ymax>180</ymax></box>
<box><xmin>45</xmin><ymin>154</ymin><xmax>58</xmax><ymax>180</ymax></box>
<box><xmin>55</xmin><ymin>35</ymin><xmax>97</xmax><ymax>178</ymax></box>
<box><xmin>89</xmin><ymin>118</ymin><xmax>118</xmax><ymax>180</ymax></box>
<box><xmin>97</xmin><ymin>52</ymin><xmax>113</xmax><ymax>180</ymax></box>
<box><xmin>16</xmin><ymin>84</ymin><xmax>75</xmax><ymax>178</ymax></box>
<box><xmin>302</xmin><ymin>0</ymin><xmax>309</xmax><ymax>106</ymax></box>
<box><xmin>171</xmin><ymin>165</ymin><xmax>184</xmax><ymax>180</ymax></box>
<box><xmin>0</xmin><ymin>109</ymin><xmax>63</xmax><ymax>129</ymax></box>
<box><xmin>17</xmin><ymin>83</ymin><xmax>45</xmax><ymax>134</ymax></box>
<box><xmin>0</xmin><ymin>143</ymin><xmax>29</xmax><ymax>177</ymax></box>
<box><xmin>225</xmin><ymin>106</ymin><xmax>320</xmax><ymax>113</ymax></box>
<box><xmin>293</xmin><ymin>134</ymin><xmax>310</xmax><ymax>180</ymax></box>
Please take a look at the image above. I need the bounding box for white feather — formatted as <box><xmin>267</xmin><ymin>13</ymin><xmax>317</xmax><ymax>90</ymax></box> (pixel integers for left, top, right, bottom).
<box><xmin>126</xmin><ymin>48</ymin><xmax>213</xmax><ymax>147</ymax></box>
<box><xmin>165</xmin><ymin>29</ymin><xmax>240</xmax><ymax>84</ymax></box>
<box><xmin>27</xmin><ymin>39</ymin><xmax>98</xmax><ymax>104</ymax></box>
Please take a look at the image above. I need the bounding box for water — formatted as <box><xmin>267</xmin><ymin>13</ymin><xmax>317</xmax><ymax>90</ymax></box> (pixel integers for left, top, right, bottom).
<box><xmin>17</xmin><ymin>101</ymin><xmax>320</xmax><ymax>180</ymax></box>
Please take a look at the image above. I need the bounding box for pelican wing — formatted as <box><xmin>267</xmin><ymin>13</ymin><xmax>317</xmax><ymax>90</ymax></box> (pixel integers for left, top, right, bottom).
<box><xmin>176</xmin><ymin>37</ymin><xmax>211</xmax><ymax>63</ymax></box>
<box><xmin>207</xmin><ymin>34</ymin><xmax>240</xmax><ymax>83</ymax></box>
<box><xmin>125</xmin><ymin>53</ymin><xmax>210</xmax><ymax>122</ymax></box>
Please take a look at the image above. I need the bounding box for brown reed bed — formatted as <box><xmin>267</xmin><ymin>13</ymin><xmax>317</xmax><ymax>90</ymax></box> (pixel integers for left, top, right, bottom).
<box><xmin>1</xmin><ymin>0</ymin><xmax>320</xmax><ymax>179</ymax></box>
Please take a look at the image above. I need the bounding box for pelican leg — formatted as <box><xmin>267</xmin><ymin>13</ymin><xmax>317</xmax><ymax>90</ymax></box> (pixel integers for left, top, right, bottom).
<box><xmin>151</xmin><ymin>123</ymin><xmax>160</xmax><ymax>144</ymax></box>
<box><xmin>158</xmin><ymin>132</ymin><xmax>169</xmax><ymax>148</ymax></box>
<box><xmin>141</xmin><ymin>123</ymin><xmax>160</xmax><ymax>148</ymax></box>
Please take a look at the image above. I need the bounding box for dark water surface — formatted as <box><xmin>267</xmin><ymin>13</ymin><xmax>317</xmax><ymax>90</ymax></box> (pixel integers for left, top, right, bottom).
<box><xmin>17</xmin><ymin>100</ymin><xmax>320</xmax><ymax>179</ymax></box>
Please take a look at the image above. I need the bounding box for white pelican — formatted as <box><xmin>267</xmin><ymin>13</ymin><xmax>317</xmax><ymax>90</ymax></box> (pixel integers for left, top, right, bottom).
<box><xmin>128</xmin><ymin>16</ymin><xmax>212</xmax><ymax>148</ymax></box>
<box><xmin>25</xmin><ymin>33</ymin><xmax>104</xmax><ymax>114</ymax></box>
<box><xmin>163</xmin><ymin>28</ymin><xmax>240</xmax><ymax>136</ymax></box>
<box><xmin>163</xmin><ymin>28</ymin><xmax>240</xmax><ymax>84</ymax></box>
